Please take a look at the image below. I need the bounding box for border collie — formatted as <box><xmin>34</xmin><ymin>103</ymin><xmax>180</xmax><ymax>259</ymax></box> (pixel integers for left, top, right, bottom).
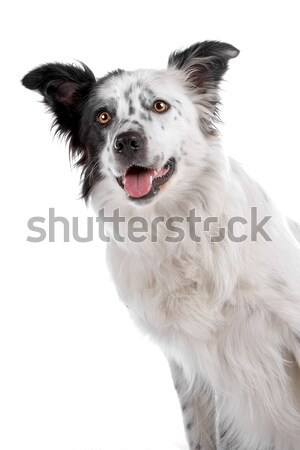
<box><xmin>22</xmin><ymin>41</ymin><xmax>300</xmax><ymax>450</ymax></box>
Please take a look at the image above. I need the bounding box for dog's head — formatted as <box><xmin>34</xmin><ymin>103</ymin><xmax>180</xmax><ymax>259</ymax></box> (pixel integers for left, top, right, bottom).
<box><xmin>22</xmin><ymin>41</ymin><xmax>239</xmax><ymax>210</ymax></box>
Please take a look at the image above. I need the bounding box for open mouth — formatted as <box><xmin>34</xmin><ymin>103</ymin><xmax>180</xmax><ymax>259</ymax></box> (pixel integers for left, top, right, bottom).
<box><xmin>117</xmin><ymin>158</ymin><xmax>176</xmax><ymax>201</ymax></box>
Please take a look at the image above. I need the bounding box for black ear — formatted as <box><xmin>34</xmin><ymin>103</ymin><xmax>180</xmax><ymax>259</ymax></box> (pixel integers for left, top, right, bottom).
<box><xmin>168</xmin><ymin>40</ymin><xmax>239</xmax><ymax>89</ymax></box>
<box><xmin>168</xmin><ymin>41</ymin><xmax>239</xmax><ymax>134</ymax></box>
<box><xmin>22</xmin><ymin>62</ymin><xmax>96</xmax><ymax>154</ymax></box>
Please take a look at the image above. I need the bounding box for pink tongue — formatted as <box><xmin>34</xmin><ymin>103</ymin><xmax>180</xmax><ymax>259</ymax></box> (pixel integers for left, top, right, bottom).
<box><xmin>123</xmin><ymin>169</ymin><xmax>155</xmax><ymax>198</ymax></box>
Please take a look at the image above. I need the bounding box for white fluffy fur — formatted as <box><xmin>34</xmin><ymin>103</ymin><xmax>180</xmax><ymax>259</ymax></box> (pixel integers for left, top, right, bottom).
<box><xmin>90</xmin><ymin>68</ymin><xmax>300</xmax><ymax>450</ymax></box>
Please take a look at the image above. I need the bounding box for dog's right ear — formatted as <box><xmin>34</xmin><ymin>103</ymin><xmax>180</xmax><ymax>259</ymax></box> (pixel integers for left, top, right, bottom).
<box><xmin>21</xmin><ymin>62</ymin><xmax>96</xmax><ymax>144</ymax></box>
<box><xmin>168</xmin><ymin>40</ymin><xmax>239</xmax><ymax>89</ymax></box>
<box><xmin>168</xmin><ymin>41</ymin><xmax>239</xmax><ymax>135</ymax></box>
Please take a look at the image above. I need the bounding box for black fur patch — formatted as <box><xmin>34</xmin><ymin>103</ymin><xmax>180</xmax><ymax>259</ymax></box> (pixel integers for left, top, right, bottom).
<box><xmin>22</xmin><ymin>63</ymin><xmax>126</xmax><ymax>201</ymax></box>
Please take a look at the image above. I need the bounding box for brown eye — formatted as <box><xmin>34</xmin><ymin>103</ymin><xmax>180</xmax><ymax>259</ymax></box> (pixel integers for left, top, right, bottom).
<box><xmin>97</xmin><ymin>111</ymin><xmax>111</xmax><ymax>124</ymax></box>
<box><xmin>153</xmin><ymin>100</ymin><xmax>169</xmax><ymax>113</ymax></box>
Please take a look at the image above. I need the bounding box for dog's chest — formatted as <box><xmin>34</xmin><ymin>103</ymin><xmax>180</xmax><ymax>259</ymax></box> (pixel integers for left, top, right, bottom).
<box><xmin>107</xmin><ymin>243</ymin><xmax>221</xmax><ymax>350</ymax></box>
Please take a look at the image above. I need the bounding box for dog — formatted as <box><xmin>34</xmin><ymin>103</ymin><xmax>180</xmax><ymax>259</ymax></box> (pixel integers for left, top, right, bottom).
<box><xmin>22</xmin><ymin>41</ymin><xmax>300</xmax><ymax>450</ymax></box>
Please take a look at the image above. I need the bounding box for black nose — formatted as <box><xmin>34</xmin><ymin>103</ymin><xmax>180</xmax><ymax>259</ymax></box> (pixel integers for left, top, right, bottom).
<box><xmin>114</xmin><ymin>131</ymin><xmax>144</xmax><ymax>155</ymax></box>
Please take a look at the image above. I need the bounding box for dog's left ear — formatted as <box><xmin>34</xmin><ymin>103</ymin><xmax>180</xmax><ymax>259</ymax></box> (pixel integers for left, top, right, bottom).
<box><xmin>21</xmin><ymin>62</ymin><xmax>96</xmax><ymax>150</ymax></box>
<box><xmin>168</xmin><ymin>40</ymin><xmax>239</xmax><ymax>89</ymax></box>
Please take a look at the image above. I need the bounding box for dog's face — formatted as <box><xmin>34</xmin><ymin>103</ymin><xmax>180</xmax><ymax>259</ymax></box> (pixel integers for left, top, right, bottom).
<box><xmin>22</xmin><ymin>41</ymin><xmax>239</xmax><ymax>208</ymax></box>
<box><xmin>91</xmin><ymin>69</ymin><xmax>200</xmax><ymax>204</ymax></box>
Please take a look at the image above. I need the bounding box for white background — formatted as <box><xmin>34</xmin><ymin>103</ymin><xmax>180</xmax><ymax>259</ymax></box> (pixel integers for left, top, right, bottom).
<box><xmin>1</xmin><ymin>1</ymin><xmax>300</xmax><ymax>449</ymax></box>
